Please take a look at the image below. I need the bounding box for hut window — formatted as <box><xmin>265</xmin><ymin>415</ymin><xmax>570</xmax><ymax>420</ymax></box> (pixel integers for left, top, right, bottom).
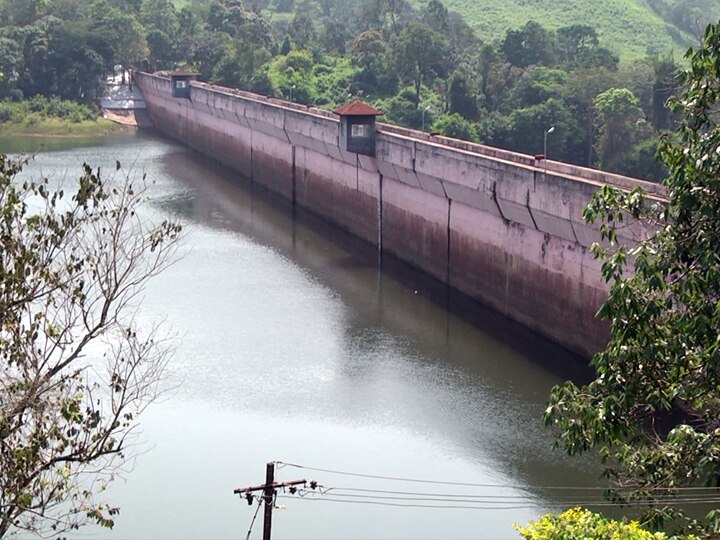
<box><xmin>351</xmin><ymin>123</ymin><xmax>371</xmax><ymax>138</ymax></box>
<box><xmin>175</xmin><ymin>80</ymin><xmax>187</xmax><ymax>89</ymax></box>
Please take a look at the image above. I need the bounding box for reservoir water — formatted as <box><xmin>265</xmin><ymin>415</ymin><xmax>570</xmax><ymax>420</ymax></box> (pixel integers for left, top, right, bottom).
<box><xmin>3</xmin><ymin>131</ymin><xmax>603</xmax><ymax>540</ymax></box>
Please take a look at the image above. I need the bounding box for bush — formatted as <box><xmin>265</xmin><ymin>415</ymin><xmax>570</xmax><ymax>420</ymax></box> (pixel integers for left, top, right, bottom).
<box><xmin>430</xmin><ymin>113</ymin><xmax>480</xmax><ymax>142</ymax></box>
<box><xmin>514</xmin><ymin>508</ymin><xmax>679</xmax><ymax>540</ymax></box>
<box><xmin>0</xmin><ymin>101</ymin><xmax>22</xmax><ymax>123</ymax></box>
<box><xmin>0</xmin><ymin>96</ymin><xmax>98</xmax><ymax>125</ymax></box>
<box><xmin>28</xmin><ymin>96</ymin><xmax>46</xmax><ymax>113</ymax></box>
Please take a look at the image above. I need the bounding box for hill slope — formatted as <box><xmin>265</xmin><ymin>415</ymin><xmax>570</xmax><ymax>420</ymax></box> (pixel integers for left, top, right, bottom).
<box><xmin>436</xmin><ymin>0</ymin><xmax>697</xmax><ymax>59</ymax></box>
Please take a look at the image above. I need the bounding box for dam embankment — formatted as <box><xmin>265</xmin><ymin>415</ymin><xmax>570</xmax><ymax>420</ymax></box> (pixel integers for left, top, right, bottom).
<box><xmin>135</xmin><ymin>71</ymin><xmax>661</xmax><ymax>358</ymax></box>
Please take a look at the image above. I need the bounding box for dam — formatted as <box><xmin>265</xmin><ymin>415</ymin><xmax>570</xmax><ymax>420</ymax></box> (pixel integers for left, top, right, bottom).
<box><xmin>135</xmin><ymin>71</ymin><xmax>661</xmax><ymax>357</ymax></box>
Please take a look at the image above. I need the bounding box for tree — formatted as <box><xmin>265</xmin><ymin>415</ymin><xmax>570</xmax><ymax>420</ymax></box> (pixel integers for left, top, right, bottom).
<box><xmin>93</xmin><ymin>8</ymin><xmax>149</xmax><ymax>72</ymax></box>
<box><xmin>0</xmin><ymin>36</ymin><xmax>22</xmax><ymax>98</ymax></box>
<box><xmin>556</xmin><ymin>24</ymin><xmax>618</xmax><ymax>70</ymax></box>
<box><xmin>139</xmin><ymin>0</ymin><xmax>179</xmax><ymax>38</ymax></box>
<box><xmin>501</xmin><ymin>21</ymin><xmax>556</xmax><ymax>68</ymax></box>
<box><xmin>430</xmin><ymin>113</ymin><xmax>479</xmax><ymax>141</ymax></box>
<box><xmin>556</xmin><ymin>24</ymin><xmax>598</xmax><ymax>64</ymax></box>
<box><xmin>320</xmin><ymin>19</ymin><xmax>350</xmax><ymax>55</ymax></box>
<box><xmin>288</xmin><ymin>11</ymin><xmax>316</xmax><ymax>50</ymax></box>
<box><xmin>191</xmin><ymin>29</ymin><xmax>232</xmax><ymax>81</ymax></box>
<box><xmin>649</xmin><ymin>53</ymin><xmax>680</xmax><ymax>131</ymax></box>
<box><xmin>208</xmin><ymin>0</ymin><xmax>247</xmax><ymax>36</ymax></box>
<box><xmin>593</xmin><ymin>87</ymin><xmax>652</xmax><ymax>173</ymax></box>
<box><xmin>46</xmin><ymin>23</ymin><xmax>107</xmax><ymax>102</ymax></box>
<box><xmin>0</xmin><ymin>0</ymin><xmax>45</xmax><ymax>26</ymax></box>
<box><xmin>0</xmin><ymin>156</ymin><xmax>181</xmax><ymax>537</ymax></box>
<box><xmin>506</xmin><ymin>98</ymin><xmax>579</xmax><ymax>160</ymax></box>
<box><xmin>510</xmin><ymin>66</ymin><xmax>567</xmax><ymax>109</ymax></box>
<box><xmin>421</xmin><ymin>0</ymin><xmax>449</xmax><ymax>34</ymax></box>
<box><xmin>211</xmin><ymin>38</ymin><xmax>271</xmax><ymax>90</ymax></box>
<box><xmin>350</xmin><ymin>29</ymin><xmax>391</xmax><ymax>94</ymax></box>
<box><xmin>392</xmin><ymin>22</ymin><xmax>446</xmax><ymax>107</ymax></box>
<box><xmin>544</xmin><ymin>21</ymin><xmax>720</xmax><ymax>536</ymax></box>
<box><xmin>561</xmin><ymin>66</ymin><xmax>619</xmax><ymax>166</ymax></box>
<box><xmin>447</xmin><ymin>72</ymin><xmax>480</xmax><ymax>120</ymax></box>
<box><xmin>146</xmin><ymin>28</ymin><xmax>175</xmax><ymax>71</ymax></box>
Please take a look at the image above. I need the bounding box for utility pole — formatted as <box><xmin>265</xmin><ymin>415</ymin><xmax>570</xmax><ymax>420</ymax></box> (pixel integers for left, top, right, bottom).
<box><xmin>234</xmin><ymin>462</ymin><xmax>310</xmax><ymax>540</ymax></box>
<box><xmin>262</xmin><ymin>463</ymin><xmax>274</xmax><ymax>540</ymax></box>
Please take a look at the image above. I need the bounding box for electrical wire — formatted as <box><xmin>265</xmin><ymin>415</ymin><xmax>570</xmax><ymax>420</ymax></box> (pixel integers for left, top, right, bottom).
<box><xmin>275</xmin><ymin>461</ymin><xmax>720</xmax><ymax>493</ymax></box>
<box><xmin>278</xmin><ymin>493</ymin><xmax>720</xmax><ymax>511</ymax></box>
<box><xmin>322</xmin><ymin>486</ymin><xmax>720</xmax><ymax>504</ymax></box>
<box><xmin>301</xmin><ymin>486</ymin><xmax>720</xmax><ymax>506</ymax></box>
<box><xmin>327</xmin><ymin>486</ymin><xmax>582</xmax><ymax>499</ymax></box>
<box><xmin>245</xmin><ymin>496</ymin><xmax>263</xmax><ymax>540</ymax></box>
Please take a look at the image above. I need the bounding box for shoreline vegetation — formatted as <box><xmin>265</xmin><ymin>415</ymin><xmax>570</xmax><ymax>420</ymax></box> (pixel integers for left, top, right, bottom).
<box><xmin>0</xmin><ymin>96</ymin><xmax>124</xmax><ymax>137</ymax></box>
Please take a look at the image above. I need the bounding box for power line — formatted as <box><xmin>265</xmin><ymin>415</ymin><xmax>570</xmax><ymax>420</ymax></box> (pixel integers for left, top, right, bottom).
<box><xmin>327</xmin><ymin>486</ymin><xmax>592</xmax><ymax>499</ymax></box>
<box><xmin>276</xmin><ymin>461</ymin><xmax>720</xmax><ymax>493</ymax></box>
<box><xmin>303</xmin><ymin>486</ymin><xmax>720</xmax><ymax>506</ymax></box>
<box><xmin>323</xmin><ymin>486</ymin><xmax>720</xmax><ymax>504</ymax></box>
<box><xmin>279</xmin><ymin>492</ymin><xmax>720</xmax><ymax>511</ymax></box>
<box><xmin>245</xmin><ymin>497</ymin><xmax>263</xmax><ymax>540</ymax></box>
<box><xmin>277</xmin><ymin>461</ymin><xmax>577</xmax><ymax>490</ymax></box>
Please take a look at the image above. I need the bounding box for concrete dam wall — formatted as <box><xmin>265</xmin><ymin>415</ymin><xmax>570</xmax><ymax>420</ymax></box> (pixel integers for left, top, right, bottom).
<box><xmin>136</xmin><ymin>71</ymin><xmax>661</xmax><ymax>358</ymax></box>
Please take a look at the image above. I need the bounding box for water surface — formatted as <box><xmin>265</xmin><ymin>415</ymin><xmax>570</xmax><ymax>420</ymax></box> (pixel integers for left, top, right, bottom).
<box><xmin>4</xmin><ymin>131</ymin><xmax>602</xmax><ymax>540</ymax></box>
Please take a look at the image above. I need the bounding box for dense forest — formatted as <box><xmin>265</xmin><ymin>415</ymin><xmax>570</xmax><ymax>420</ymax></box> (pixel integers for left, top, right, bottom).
<box><xmin>0</xmin><ymin>0</ymin><xmax>703</xmax><ymax>180</ymax></box>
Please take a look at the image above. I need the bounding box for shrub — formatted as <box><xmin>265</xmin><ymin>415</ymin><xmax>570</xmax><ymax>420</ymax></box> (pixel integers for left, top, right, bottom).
<box><xmin>24</xmin><ymin>112</ymin><xmax>41</xmax><ymax>127</ymax></box>
<box><xmin>514</xmin><ymin>508</ymin><xmax>679</xmax><ymax>540</ymax></box>
<box><xmin>28</xmin><ymin>95</ymin><xmax>46</xmax><ymax>113</ymax></box>
<box><xmin>0</xmin><ymin>96</ymin><xmax>98</xmax><ymax>125</ymax></box>
<box><xmin>430</xmin><ymin>113</ymin><xmax>480</xmax><ymax>142</ymax></box>
<box><xmin>0</xmin><ymin>101</ymin><xmax>22</xmax><ymax>123</ymax></box>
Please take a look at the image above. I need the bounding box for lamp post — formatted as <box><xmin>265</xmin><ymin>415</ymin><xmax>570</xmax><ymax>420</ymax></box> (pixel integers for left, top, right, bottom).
<box><xmin>422</xmin><ymin>105</ymin><xmax>433</xmax><ymax>132</ymax></box>
<box><xmin>544</xmin><ymin>125</ymin><xmax>555</xmax><ymax>161</ymax></box>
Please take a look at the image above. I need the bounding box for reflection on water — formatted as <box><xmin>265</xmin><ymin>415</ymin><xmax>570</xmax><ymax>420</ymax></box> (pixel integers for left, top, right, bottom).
<box><xmin>2</xmin><ymin>131</ymin><xmax>604</xmax><ymax>540</ymax></box>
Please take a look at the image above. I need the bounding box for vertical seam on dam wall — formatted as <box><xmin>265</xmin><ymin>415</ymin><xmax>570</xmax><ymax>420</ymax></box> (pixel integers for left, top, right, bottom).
<box><xmin>250</xmin><ymin>129</ymin><xmax>254</xmax><ymax>180</ymax></box>
<box><xmin>446</xmin><ymin>198</ymin><xmax>452</xmax><ymax>286</ymax></box>
<box><xmin>526</xmin><ymin>188</ymin><xmax>539</xmax><ymax>231</ymax></box>
<box><xmin>378</xmin><ymin>174</ymin><xmax>384</xmax><ymax>252</ymax></box>
<box><xmin>491</xmin><ymin>181</ymin><xmax>507</xmax><ymax>222</ymax></box>
<box><xmin>291</xmin><ymin>145</ymin><xmax>297</xmax><ymax>205</ymax></box>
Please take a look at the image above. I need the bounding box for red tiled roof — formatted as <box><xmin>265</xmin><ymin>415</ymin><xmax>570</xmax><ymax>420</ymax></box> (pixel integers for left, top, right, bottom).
<box><xmin>333</xmin><ymin>100</ymin><xmax>383</xmax><ymax>116</ymax></box>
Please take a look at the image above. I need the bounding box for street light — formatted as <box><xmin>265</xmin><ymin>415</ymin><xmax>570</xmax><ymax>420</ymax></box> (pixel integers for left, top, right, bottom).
<box><xmin>422</xmin><ymin>105</ymin><xmax>433</xmax><ymax>132</ymax></box>
<box><xmin>544</xmin><ymin>125</ymin><xmax>555</xmax><ymax>161</ymax></box>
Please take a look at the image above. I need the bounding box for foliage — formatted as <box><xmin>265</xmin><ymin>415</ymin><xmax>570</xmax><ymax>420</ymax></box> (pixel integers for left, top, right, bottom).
<box><xmin>430</xmin><ymin>113</ymin><xmax>479</xmax><ymax>141</ymax></box>
<box><xmin>412</xmin><ymin>0</ymin><xmax>701</xmax><ymax>60</ymax></box>
<box><xmin>593</xmin><ymin>87</ymin><xmax>653</xmax><ymax>174</ymax></box>
<box><xmin>515</xmin><ymin>507</ymin><xmax>671</xmax><ymax>540</ymax></box>
<box><xmin>544</xmin><ymin>20</ymin><xmax>720</xmax><ymax>536</ymax></box>
<box><xmin>0</xmin><ymin>0</ymin><xmax>682</xmax><ymax>177</ymax></box>
<box><xmin>0</xmin><ymin>96</ymin><xmax>98</xmax><ymax>124</ymax></box>
<box><xmin>391</xmin><ymin>21</ymin><xmax>446</xmax><ymax>107</ymax></box>
<box><xmin>501</xmin><ymin>21</ymin><xmax>556</xmax><ymax>68</ymax></box>
<box><xmin>0</xmin><ymin>156</ymin><xmax>181</xmax><ymax>536</ymax></box>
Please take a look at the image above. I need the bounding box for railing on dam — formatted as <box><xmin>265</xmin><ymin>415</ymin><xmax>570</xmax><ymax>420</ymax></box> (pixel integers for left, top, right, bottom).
<box><xmin>183</xmin><ymin>76</ymin><xmax>665</xmax><ymax>199</ymax></box>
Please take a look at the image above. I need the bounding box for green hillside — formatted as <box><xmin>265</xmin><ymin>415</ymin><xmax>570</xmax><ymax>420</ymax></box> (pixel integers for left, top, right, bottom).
<box><xmin>423</xmin><ymin>0</ymin><xmax>697</xmax><ymax>59</ymax></box>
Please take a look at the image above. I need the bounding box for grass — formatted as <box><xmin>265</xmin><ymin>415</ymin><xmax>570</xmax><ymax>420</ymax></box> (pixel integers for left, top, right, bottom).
<box><xmin>413</xmin><ymin>0</ymin><xmax>696</xmax><ymax>60</ymax></box>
